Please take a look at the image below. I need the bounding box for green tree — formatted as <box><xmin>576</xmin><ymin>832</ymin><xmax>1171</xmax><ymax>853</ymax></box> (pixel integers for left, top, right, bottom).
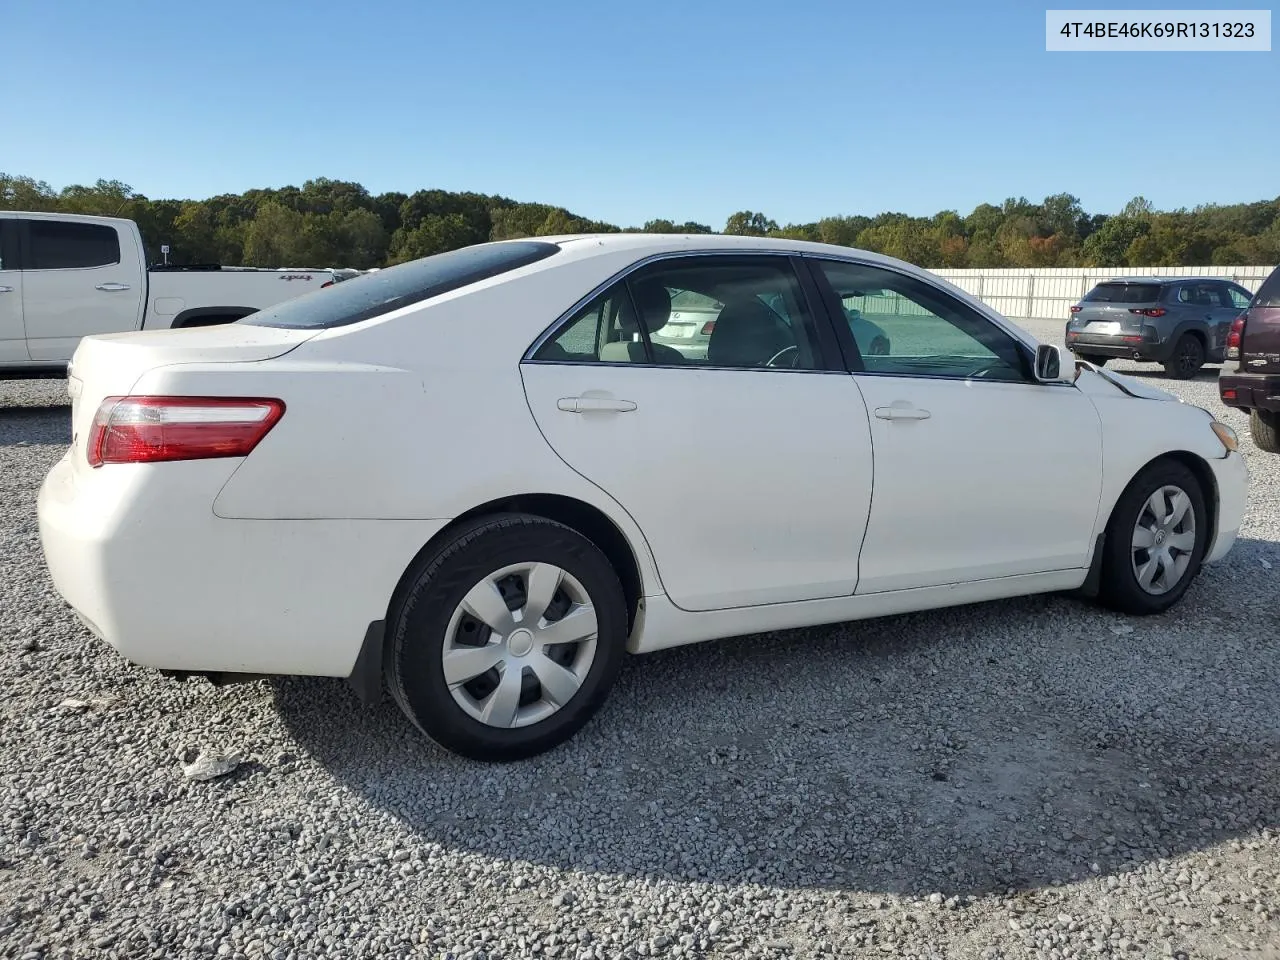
<box><xmin>724</xmin><ymin>210</ymin><xmax>778</xmax><ymax>236</ymax></box>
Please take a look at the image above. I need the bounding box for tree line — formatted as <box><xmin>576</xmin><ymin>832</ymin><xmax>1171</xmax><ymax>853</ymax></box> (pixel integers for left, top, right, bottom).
<box><xmin>2</xmin><ymin>173</ymin><xmax>1277</xmax><ymax>270</ymax></box>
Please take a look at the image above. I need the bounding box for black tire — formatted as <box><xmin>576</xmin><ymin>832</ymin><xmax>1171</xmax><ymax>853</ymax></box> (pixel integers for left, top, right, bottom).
<box><xmin>387</xmin><ymin>513</ymin><xmax>628</xmax><ymax>762</ymax></box>
<box><xmin>1075</xmin><ymin>353</ymin><xmax>1109</xmax><ymax>367</ymax></box>
<box><xmin>1097</xmin><ymin>459</ymin><xmax>1208</xmax><ymax>616</ymax></box>
<box><xmin>1250</xmin><ymin>409</ymin><xmax>1280</xmax><ymax>454</ymax></box>
<box><xmin>1162</xmin><ymin>334</ymin><xmax>1205</xmax><ymax>380</ymax></box>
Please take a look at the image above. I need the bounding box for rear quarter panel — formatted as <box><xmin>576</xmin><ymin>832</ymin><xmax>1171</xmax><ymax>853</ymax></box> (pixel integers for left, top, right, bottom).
<box><xmin>137</xmin><ymin>247</ymin><xmax>667</xmax><ymax>592</ymax></box>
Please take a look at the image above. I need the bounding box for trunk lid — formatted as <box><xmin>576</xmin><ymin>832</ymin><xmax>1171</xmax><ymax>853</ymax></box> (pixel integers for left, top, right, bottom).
<box><xmin>1073</xmin><ymin>281</ymin><xmax>1165</xmax><ymax>333</ymax></box>
<box><xmin>66</xmin><ymin>324</ymin><xmax>318</xmax><ymax>462</ymax></box>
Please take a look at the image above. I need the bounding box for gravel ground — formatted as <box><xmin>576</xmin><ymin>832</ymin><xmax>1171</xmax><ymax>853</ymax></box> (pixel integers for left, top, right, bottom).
<box><xmin>2</xmin><ymin>322</ymin><xmax>1279</xmax><ymax>960</ymax></box>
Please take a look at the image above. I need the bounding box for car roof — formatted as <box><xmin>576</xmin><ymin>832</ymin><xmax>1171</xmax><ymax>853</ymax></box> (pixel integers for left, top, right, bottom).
<box><xmin>1098</xmin><ymin>276</ymin><xmax>1226</xmax><ymax>285</ymax></box>
<box><xmin>534</xmin><ymin>232</ymin><xmax>916</xmax><ymax>270</ymax></box>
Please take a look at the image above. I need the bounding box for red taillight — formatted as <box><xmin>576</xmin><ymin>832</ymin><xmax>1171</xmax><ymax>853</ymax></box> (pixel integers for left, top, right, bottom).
<box><xmin>1222</xmin><ymin>387</ymin><xmax>1238</xmax><ymax>401</ymax></box>
<box><xmin>1128</xmin><ymin>307</ymin><xmax>1167</xmax><ymax>317</ymax></box>
<box><xmin>1069</xmin><ymin>305</ymin><xmax>1082</xmax><ymax>314</ymax></box>
<box><xmin>87</xmin><ymin>396</ymin><xmax>285</xmax><ymax>467</ymax></box>
<box><xmin>1226</xmin><ymin>313</ymin><xmax>1247</xmax><ymax>359</ymax></box>
<box><xmin>700</xmin><ymin>320</ymin><xmax>716</xmax><ymax>336</ymax></box>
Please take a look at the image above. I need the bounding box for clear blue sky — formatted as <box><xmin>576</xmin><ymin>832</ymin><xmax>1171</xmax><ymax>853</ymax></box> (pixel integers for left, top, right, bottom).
<box><xmin>6</xmin><ymin>0</ymin><xmax>1277</xmax><ymax>228</ymax></box>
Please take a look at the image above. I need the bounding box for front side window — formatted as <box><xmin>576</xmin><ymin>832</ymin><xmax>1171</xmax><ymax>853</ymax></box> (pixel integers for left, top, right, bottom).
<box><xmin>532</xmin><ymin>256</ymin><xmax>825</xmax><ymax>370</ymax></box>
<box><xmin>1227</xmin><ymin>285</ymin><xmax>1255</xmax><ymax>310</ymax></box>
<box><xmin>26</xmin><ymin>220</ymin><xmax>120</xmax><ymax>270</ymax></box>
<box><xmin>814</xmin><ymin>259</ymin><xmax>1030</xmax><ymax>382</ymax></box>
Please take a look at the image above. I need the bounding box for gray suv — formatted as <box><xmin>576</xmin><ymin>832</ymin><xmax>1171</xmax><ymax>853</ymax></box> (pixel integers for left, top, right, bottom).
<box><xmin>1065</xmin><ymin>277</ymin><xmax>1255</xmax><ymax>379</ymax></box>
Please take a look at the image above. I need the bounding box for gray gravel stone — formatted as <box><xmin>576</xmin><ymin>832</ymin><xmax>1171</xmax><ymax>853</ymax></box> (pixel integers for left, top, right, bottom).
<box><xmin>3</xmin><ymin>335</ymin><xmax>1280</xmax><ymax>957</ymax></box>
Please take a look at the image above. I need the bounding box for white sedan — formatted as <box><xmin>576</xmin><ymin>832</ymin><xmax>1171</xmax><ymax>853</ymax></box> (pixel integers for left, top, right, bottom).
<box><xmin>38</xmin><ymin>234</ymin><xmax>1248</xmax><ymax>761</ymax></box>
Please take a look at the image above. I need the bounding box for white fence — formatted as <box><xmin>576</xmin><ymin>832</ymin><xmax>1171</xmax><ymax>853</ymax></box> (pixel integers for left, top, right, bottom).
<box><xmin>924</xmin><ymin>266</ymin><xmax>1276</xmax><ymax>321</ymax></box>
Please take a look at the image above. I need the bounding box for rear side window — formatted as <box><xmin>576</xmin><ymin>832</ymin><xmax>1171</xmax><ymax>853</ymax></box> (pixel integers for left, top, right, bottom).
<box><xmin>27</xmin><ymin>220</ymin><xmax>121</xmax><ymax>269</ymax></box>
<box><xmin>241</xmin><ymin>241</ymin><xmax>560</xmax><ymax>329</ymax></box>
<box><xmin>1083</xmin><ymin>282</ymin><xmax>1162</xmax><ymax>303</ymax></box>
<box><xmin>1254</xmin><ymin>266</ymin><xmax>1280</xmax><ymax>308</ymax></box>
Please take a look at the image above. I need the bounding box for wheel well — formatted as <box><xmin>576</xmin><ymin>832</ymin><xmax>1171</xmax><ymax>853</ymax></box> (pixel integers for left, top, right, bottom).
<box><xmin>394</xmin><ymin>495</ymin><xmax>645</xmax><ymax>631</ymax></box>
<box><xmin>1176</xmin><ymin>328</ymin><xmax>1206</xmax><ymax>348</ymax></box>
<box><xmin>171</xmin><ymin>308</ymin><xmax>256</xmax><ymax>329</ymax></box>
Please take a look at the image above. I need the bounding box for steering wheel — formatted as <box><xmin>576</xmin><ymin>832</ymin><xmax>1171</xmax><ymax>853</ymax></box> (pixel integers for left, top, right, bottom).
<box><xmin>765</xmin><ymin>345</ymin><xmax>799</xmax><ymax>368</ymax></box>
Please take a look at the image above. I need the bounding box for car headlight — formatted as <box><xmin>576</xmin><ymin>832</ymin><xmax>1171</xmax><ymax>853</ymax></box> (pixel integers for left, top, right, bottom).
<box><xmin>1211</xmin><ymin>421</ymin><xmax>1239</xmax><ymax>454</ymax></box>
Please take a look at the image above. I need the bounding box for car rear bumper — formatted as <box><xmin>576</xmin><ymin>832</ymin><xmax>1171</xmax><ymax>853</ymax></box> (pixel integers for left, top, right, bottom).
<box><xmin>1206</xmin><ymin>449</ymin><xmax>1248</xmax><ymax>564</ymax></box>
<box><xmin>1219</xmin><ymin>370</ymin><xmax>1280</xmax><ymax>412</ymax></box>
<box><xmin>37</xmin><ymin>451</ymin><xmax>448</xmax><ymax>677</ymax></box>
<box><xmin>1066</xmin><ymin>330</ymin><xmax>1170</xmax><ymax>362</ymax></box>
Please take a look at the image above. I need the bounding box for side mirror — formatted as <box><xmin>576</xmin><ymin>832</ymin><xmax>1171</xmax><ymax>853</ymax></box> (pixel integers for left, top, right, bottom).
<box><xmin>1034</xmin><ymin>343</ymin><xmax>1074</xmax><ymax>383</ymax></box>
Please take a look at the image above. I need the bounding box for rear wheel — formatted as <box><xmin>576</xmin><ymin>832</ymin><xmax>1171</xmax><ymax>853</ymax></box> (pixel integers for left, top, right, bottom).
<box><xmin>1097</xmin><ymin>460</ymin><xmax>1208</xmax><ymax>615</ymax></box>
<box><xmin>1251</xmin><ymin>409</ymin><xmax>1280</xmax><ymax>454</ymax></box>
<box><xmin>387</xmin><ymin>514</ymin><xmax>628</xmax><ymax>762</ymax></box>
<box><xmin>1163</xmin><ymin>334</ymin><xmax>1205</xmax><ymax>379</ymax></box>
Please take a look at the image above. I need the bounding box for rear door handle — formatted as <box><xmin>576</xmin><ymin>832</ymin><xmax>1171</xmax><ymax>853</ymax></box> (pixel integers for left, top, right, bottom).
<box><xmin>875</xmin><ymin>404</ymin><xmax>931</xmax><ymax>421</ymax></box>
<box><xmin>557</xmin><ymin>397</ymin><xmax>638</xmax><ymax>414</ymax></box>
<box><xmin>95</xmin><ymin>282</ymin><xmax>130</xmax><ymax>292</ymax></box>
<box><xmin>0</xmin><ymin>285</ymin><xmax>13</xmax><ymax>293</ymax></box>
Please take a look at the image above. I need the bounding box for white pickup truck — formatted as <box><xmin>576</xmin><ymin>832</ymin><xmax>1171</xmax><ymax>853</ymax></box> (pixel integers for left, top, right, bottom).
<box><xmin>0</xmin><ymin>211</ymin><xmax>344</xmax><ymax>377</ymax></box>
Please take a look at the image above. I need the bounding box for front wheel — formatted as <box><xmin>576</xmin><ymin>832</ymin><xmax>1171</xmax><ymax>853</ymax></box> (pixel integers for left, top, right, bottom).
<box><xmin>387</xmin><ymin>514</ymin><xmax>628</xmax><ymax>761</ymax></box>
<box><xmin>1097</xmin><ymin>460</ymin><xmax>1208</xmax><ymax>615</ymax></box>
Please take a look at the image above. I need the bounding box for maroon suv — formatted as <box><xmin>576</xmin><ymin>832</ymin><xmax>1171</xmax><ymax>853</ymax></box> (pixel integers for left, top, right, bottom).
<box><xmin>1219</xmin><ymin>264</ymin><xmax>1280</xmax><ymax>453</ymax></box>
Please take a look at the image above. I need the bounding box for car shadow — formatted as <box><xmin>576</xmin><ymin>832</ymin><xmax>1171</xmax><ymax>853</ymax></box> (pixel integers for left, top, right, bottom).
<box><xmin>0</xmin><ymin>404</ymin><xmax>71</xmax><ymax>447</ymax></box>
<box><xmin>274</xmin><ymin>536</ymin><xmax>1280</xmax><ymax>898</ymax></box>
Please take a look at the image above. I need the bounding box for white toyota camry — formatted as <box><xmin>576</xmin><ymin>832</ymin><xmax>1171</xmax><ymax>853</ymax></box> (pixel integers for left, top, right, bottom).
<box><xmin>38</xmin><ymin>234</ymin><xmax>1248</xmax><ymax>761</ymax></box>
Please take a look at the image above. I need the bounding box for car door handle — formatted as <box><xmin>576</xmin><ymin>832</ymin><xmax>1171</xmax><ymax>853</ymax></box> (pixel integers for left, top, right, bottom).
<box><xmin>875</xmin><ymin>404</ymin><xmax>931</xmax><ymax>421</ymax></box>
<box><xmin>0</xmin><ymin>285</ymin><xmax>13</xmax><ymax>293</ymax></box>
<box><xmin>95</xmin><ymin>282</ymin><xmax>130</xmax><ymax>292</ymax></box>
<box><xmin>557</xmin><ymin>397</ymin><xmax>638</xmax><ymax>414</ymax></box>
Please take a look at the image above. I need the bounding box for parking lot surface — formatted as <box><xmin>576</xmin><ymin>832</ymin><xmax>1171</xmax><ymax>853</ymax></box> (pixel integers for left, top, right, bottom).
<box><xmin>2</xmin><ymin>317</ymin><xmax>1278</xmax><ymax>960</ymax></box>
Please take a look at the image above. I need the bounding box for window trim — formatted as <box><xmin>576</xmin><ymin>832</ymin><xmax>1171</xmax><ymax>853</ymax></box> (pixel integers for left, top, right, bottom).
<box><xmin>523</xmin><ymin>251</ymin><xmax>847</xmax><ymax>374</ymax></box>
<box><xmin>18</xmin><ymin>217</ymin><xmax>123</xmax><ymax>272</ymax></box>
<box><xmin>800</xmin><ymin>253</ymin><xmax>1044</xmax><ymax>385</ymax></box>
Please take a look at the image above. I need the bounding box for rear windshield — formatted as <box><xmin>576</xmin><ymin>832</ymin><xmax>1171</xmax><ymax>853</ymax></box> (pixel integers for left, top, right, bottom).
<box><xmin>1254</xmin><ymin>266</ymin><xmax>1280</xmax><ymax>308</ymax></box>
<box><xmin>1083</xmin><ymin>282</ymin><xmax>1163</xmax><ymax>303</ymax></box>
<box><xmin>240</xmin><ymin>240</ymin><xmax>560</xmax><ymax>329</ymax></box>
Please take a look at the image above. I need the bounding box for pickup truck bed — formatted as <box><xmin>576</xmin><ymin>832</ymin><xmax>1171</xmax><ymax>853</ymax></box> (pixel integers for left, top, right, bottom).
<box><xmin>1</xmin><ymin>211</ymin><xmax>341</xmax><ymax>376</ymax></box>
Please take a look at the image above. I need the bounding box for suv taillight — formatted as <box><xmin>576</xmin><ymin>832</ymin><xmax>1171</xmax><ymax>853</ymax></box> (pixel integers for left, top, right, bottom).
<box><xmin>1128</xmin><ymin>307</ymin><xmax>1167</xmax><ymax>317</ymax></box>
<box><xmin>1069</xmin><ymin>305</ymin><xmax>1082</xmax><ymax>314</ymax></box>
<box><xmin>1226</xmin><ymin>313</ymin><xmax>1247</xmax><ymax>359</ymax></box>
<box><xmin>87</xmin><ymin>396</ymin><xmax>285</xmax><ymax>467</ymax></box>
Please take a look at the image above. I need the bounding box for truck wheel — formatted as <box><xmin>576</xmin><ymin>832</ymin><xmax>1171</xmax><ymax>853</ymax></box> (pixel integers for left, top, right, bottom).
<box><xmin>1097</xmin><ymin>459</ymin><xmax>1207</xmax><ymax>616</ymax></box>
<box><xmin>1250</xmin><ymin>409</ymin><xmax>1280</xmax><ymax>454</ymax></box>
<box><xmin>387</xmin><ymin>514</ymin><xmax>628</xmax><ymax>762</ymax></box>
<box><xmin>1162</xmin><ymin>335</ymin><xmax>1205</xmax><ymax>379</ymax></box>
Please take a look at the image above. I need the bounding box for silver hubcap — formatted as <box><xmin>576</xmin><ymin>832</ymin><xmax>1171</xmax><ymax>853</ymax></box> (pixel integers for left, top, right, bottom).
<box><xmin>1131</xmin><ymin>485</ymin><xmax>1197</xmax><ymax>595</ymax></box>
<box><xmin>442</xmin><ymin>562</ymin><xmax>598</xmax><ymax>729</ymax></box>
